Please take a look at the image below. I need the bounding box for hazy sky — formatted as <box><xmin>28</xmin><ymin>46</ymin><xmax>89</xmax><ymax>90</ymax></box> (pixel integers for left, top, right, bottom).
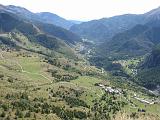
<box><xmin>1</xmin><ymin>0</ymin><xmax>160</xmax><ymax>20</ymax></box>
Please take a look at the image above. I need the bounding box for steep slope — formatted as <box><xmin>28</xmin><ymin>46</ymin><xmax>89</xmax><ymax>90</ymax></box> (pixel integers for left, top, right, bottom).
<box><xmin>70</xmin><ymin>6</ymin><xmax>160</xmax><ymax>43</ymax></box>
<box><xmin>96</xmin><ymin>7</ymin><xmax>160</xmax><ymax>59</ymax></box>
<box><xmin>89</xmin><ymin>6</ymin><xmax>160</xmax><ymax>77</ymax></box>
<box><xmin>144</xmin><ymin>7</ymin><xmax>160</xmax><ymax>27</ymax></box>
<box><xmin>0</xmin><ymin>12</ymin><xmax>76</xmax><ymax>58</ymax></box>
<box><xmin>141</xmin><ymin>45</ymin><xmax>160</xmax><ymax>68</ymax></box>
<box><xmin>136</xmin><ymin>45</ymin><xmax>160</xmax><ymax>90</ymax></box>
<box><xmin>145</xmin><ymin>7</ymin><xmax>160</xmax><ymax>21</ymax></box>
<box><xmin>35</xmin><ymin>22</ymin><xmax>81</xmax><ymax>44</ymax></box>
<box><xmin>70</xmin><ymin>14</ymin><xmax>145</xmax><ymax>42</ymax></box>
<box><xmin>100</xmin><ymin>24</ymin><xmax>160</xmax><ymax>58</ymax></box>
<box><xmin>0</xmin><ymin>4</ymin><xmax>74</xmax><ymax>29</ymax></box>
<box><xmin>0</xmin><ymin>12</ymin><xmax>39</xmax><ymax>34</ymax></box>
<box><xmin>0</xmin><ymin>5</ymin><xmax>82</xmax><ymax>45</ymax></box>
<box><xmin>36</xmin><ymin>12</ymin><xmax>74</xmax><ymax>29</ymax></box>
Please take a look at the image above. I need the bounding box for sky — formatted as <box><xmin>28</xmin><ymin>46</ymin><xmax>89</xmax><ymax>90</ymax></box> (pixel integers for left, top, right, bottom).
<box><xmin>1</xmin><ymin>0</ymin><xmax>160</xmax><ymax>21</ymax></box>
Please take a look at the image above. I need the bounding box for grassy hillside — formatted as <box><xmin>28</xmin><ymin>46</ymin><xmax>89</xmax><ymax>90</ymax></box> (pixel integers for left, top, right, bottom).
<box><xmin>0</xmin><ymin>12</ymin><xmax>78</xmax><ymax>59</ymax></box>
<box><xmin>0</xmin><ymin>48</ymin><xmax>159</xmax><ymax>120</ymax></box>
<box><xmin>0</xmin><ymin>5</ymin><xmax>160</xmax><ymax>120</ymax></box>
<box><xmin>36</xmin><ymin>22</ymin><xmax>81</xmax><ymax>44</ymax></box>
<box><xmin>0</xmin><ymin>28</ymin><xmax>159</xmax><ymax>119</ymax></box>
<box><xmin>0</xmin><ymin>24</ymin><xmax>159</xmax><ymax>119</ymax></box>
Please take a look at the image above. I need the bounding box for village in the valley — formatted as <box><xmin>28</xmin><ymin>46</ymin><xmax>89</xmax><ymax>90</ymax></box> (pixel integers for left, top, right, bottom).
<box><xmin>97</xmin><ymin>83</ymin><xmax>160</xmax><ymax>105</ymax></box>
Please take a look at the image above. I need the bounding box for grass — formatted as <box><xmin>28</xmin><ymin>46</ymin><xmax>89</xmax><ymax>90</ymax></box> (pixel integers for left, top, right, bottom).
<box><xmin>114</xmin><ymin>57</ymin><xmax>143</xmax><ymax>75</ymax></box>
<box><xmin>71</xmin><ymin>76</ymin><xmax>102</xmax><ymax>87</ymax></box>
<box><xmin>0</xmin><ymin>50</ymin><xmax>160</xmax><ymax>120</ymax></box>
<box><xmin>18</xmin><ymin>57</ymin><xmax>41</xmax><ymax>73</ymax></box>
<box><xmin>71</xmin><ymin>76</ymin><xmax>104</xmax><ymax>105</ymax></box>
<box><xmin>130</xmin><ymin>98</ymin><xmax>160</xmax><ymax>115</ymax></box>
<box><xmin>120</xmin><ymin>90</ymin><xmax>160</xmax><ymax>117</ymax></box>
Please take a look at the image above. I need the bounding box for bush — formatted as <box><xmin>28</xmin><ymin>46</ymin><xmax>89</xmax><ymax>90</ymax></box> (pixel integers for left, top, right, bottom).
<box><xmin>65</xmin><ymin>97</ymin><xmax>89</xmax><ymax>108</ymax></box>
<box><xmin>53</xmin><ymin>73</ymin><xmax>79</xmax><ymax>82</ymax></box>
<box><xmin>25</xmin><ymin>111</ymin><xmax>31</xmax><ymax>117</ymax></box>
<box><xmin>12</xmin><ymin>99</ymin><xmax>30</xmax><ymax>111</ymax></box>
<box><xmin>1</xmin><ymin>104</ymin><xmax>9</xmax><ymax>111</ymax></box>
<box><xmin>7</xmin><ymin>77</ymin><xmax>14</xmax><ymax>83</ymax></box>
<box><xmin>15</xmin><ymin>110</ymin><xmax>23</xmax><ymax>118</ymax></box>
<box><xmin>73</xmin><ymin>110</ymin><xmax>87</xmax><ymax>119</ymax></box>
<box><xmin>0</xmin><ymin>111</ymin><xmax>6</xmax><ymax>117</ymax></box>
<box><xmin>0</xmin><ymin>74</ymin><xmax>4</xmax><ymax>79</ymax></box>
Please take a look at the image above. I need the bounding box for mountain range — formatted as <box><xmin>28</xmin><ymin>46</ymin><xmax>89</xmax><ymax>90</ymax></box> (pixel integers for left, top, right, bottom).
<box><xmin>88</xmin><ymin>7</ymin><xmax>160</xmax><ymax>59</ymax></box>
<box><xmin>0</xmin><ymin>3</ymin><xmax>160</xmax><ymax>120</ymax></box>
<box><xmin>1</xmin><ymin>4</ymin><xmax>160</xmax><ymax>78</ymax></box>
<box><xmin>99</xmin><ymin>24</ymin><xmax>160</xmax><ymax>58</ymax></box>
<box><xmin>0</xmin><ymin>12</ymin><xmax>77</xmax><ymax>58</ymax></box>
<box><xmin>1</xmin><ymin>4</ymin><xmax>82</xmax><ymax>44</ymax></box>
<box><xmin>70</xmin><ymin>7</ymin><xmax>160</xmax><ymax>43</ymax></box>
<box><xmin>0</xmin><ymin>4</ymin><xmax>84</xmax><ymax>60</ymax></box>
<box><xmin>0</xmin><ymin>4</ymin><xmax>79</xmax><ymax>30</ymax></box>
<box><xmin>77</xmin><ymin>6</ymin><xmax>160</xmax><ymax>91</ymax></box>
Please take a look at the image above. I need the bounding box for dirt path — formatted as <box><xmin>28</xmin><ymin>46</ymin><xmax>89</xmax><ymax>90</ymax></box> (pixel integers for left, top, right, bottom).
<box><xmin>16</xmin><ymin>61</ymin><xmax>52</xmax><ymax>82</ymax></box>
<box><xmin>0</xmin><ymin>51</ymin><xmax>104</xmax><ymax>98</ymax></box>
<box><xmin>0</xmin><ymin>51</ymin><xmax>4</xmax><ymax>59</ymax></box>
<box><xmin>0</xmin><ymin>50</ymin><xmax>52</xmax><ymax>82</ymax></box>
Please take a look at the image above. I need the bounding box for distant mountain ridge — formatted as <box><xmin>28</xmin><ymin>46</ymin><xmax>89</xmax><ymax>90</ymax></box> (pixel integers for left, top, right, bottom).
<box><xmin>70</xmin><ymin>14</ymin><xmax>145</xmax><ymax>42</ymax></box>
<box><xmin>0</xmin><ymin>4</ymin><xmax>82</xmax><ymax>45</ymax></box>
<box><xmin>70</xmin><ymin>6</ymin><xmax>160</xmax><ymax>42</ymax></box>
<box><xmin>0</xmin><ymin>12</ymin><xmax>76</xmax><ymax>58</ymax></box>
<box><xmin>145</xmin><ymin>6</ymin><xmax>160</xmax><ymax>21</ymax></box>
<box><xmin>0</xmin><ymin>4</ymin><xmax>75</xmax><ymax>29</ymax></box>
<box><xmin>36</xmin><ymin>12</ymin><xmax>74</xmax><ymax>29</ymax></box>
<box><xmin>93</xmin><ymin>6</ymin><xmax>160</xmax><ymax>59</ymax></box>
<box><xmin>69</xmin><ymin>20</ymin><xmax>82</xmax><ymax>24</ymax></box>
<box><xmin>88</xmin><ymin>6</ymin><xmax>160</xmax><ymax>86</ymax></box>
<box><xmin>100</xmin><ymin>24</ymin><xmax>160</xmax><ymax>58</ymax></box>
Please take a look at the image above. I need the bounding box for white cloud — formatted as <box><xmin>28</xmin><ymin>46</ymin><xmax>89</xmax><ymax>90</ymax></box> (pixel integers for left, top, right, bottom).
<box><xmin>1</xmin><ymin>0</ymin><xmax>160</xmax><ymax>20</ymax></box>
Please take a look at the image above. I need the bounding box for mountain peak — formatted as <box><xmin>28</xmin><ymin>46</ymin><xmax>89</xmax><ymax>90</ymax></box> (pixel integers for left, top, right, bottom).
<box><xmin>37</xmin><ymin>12</ymin><xmax>57</xmax><ymax>16</ymax></box>
<box><xmin>145</xmin><ymin>6</ymin><xmax>160</xmax><ymax>20</ymax></box>
<box><xmin>0</xmin><ymin>4</ymin><xmax>5</xmax><ymax>8</ymax></box>
<box><xmin>0</xmin><ymin>4</ymin><xmax>7</xmax><ymax>11</ymax></box>
<box><xmin>36</xmin><ymin>12</ymin><xmax>63</xmax><ymax>21</ymax></box>
<box><xmin>36</xmin><ymin>12</ymin><xmax>74</xmax><ymax>29</ymax></box>
<box><xmin>6</xmin><ymin>5</ymin><xmax>35</xmax><ymax>17</ymax></box>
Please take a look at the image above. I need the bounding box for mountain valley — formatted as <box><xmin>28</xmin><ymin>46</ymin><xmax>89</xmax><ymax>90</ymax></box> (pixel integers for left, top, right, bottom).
<box><xmin>0</xmin><ymin>4</ymin><xmax>160</xmax><ymax>120</ymax></box>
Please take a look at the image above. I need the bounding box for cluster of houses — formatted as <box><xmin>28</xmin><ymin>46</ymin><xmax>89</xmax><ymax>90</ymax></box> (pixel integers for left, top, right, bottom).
<box><xmin>131</xmin><ymin>69</ymin><xmax>137</xmax><ymax>75</ymax></box>
<box><xmin>97</xmin><ymin>83</ymin><xmax>160</xmax><ymax>105</ymax></box>
<box><xmin>98</xmin><ymin>84</ymin><xmax>122</xmax><ymax>94</ymax></box>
